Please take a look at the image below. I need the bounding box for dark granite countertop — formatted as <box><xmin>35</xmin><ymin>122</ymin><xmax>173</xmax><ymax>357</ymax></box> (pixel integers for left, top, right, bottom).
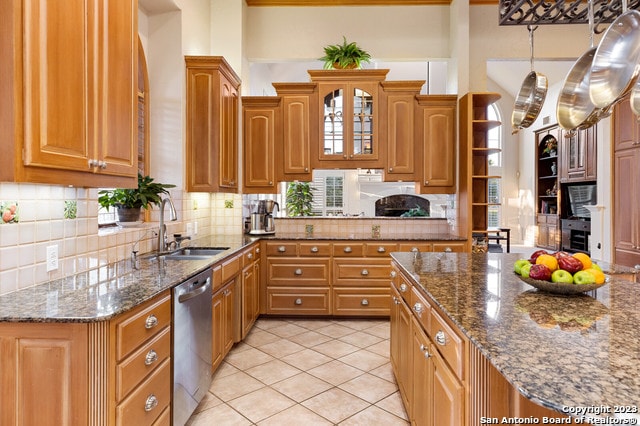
<box><xmin>391</xmin><ymin>252</ymin><xmax>640</xmax><ymax>419</ymax></box>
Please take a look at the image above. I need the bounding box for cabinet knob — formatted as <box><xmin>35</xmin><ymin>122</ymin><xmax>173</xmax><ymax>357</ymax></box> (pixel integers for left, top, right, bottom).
<box><xmin>390</xmin><ymin>270</ymin><xmax>397</xmax><ymax>278</ymax></box>
<box><xmin>248</xmin><ymin>253</ymin><xmax>253</xmax><ymax>259</ymax></box>
<box><xmin>399</xmin><ymin>283</ymin><xmax>408</xmax><ymax>293</ymax></box>
<box><xmin>144</xmin><ymin>394</ymin><xmax>159</xmax><ymax>412</ymax></box>
<box><xmin>98</xmin><ymin>160</ymin><xmax>107</xmax><ymax>169</ymax></box>
<box><xmin>413</xmin><ymin>302</ymin><xmax>424</xmax><ymax>315</ymax></box>
<box><xmin>145</xmin><ymin>314</ymin><xmax>158</xmax><ymax>329</ymax></box>
<box><xmin>377</xmin><ymin>247</ymin><xmax>386</xmax><ymax>253</ymax></box>
<box><xmin>344</xmin><ymin>246</ymin><xmax>352</xmax><ymax>253</ymax></box>
<box><xmin>278</xmin><ymin>246</ymin><xmax>286</xmax><ymax>252</ymax></box>
<box><xmin>343</xmin><ymin>154</ymin><xmax>348</xmax><ymax>159</ymax></box>
<box><xmin>310</xmin><ymin>246</ymin><xmax>319</xmax><ymax>253</ymax></box>
<box><xmin>424</xmin><ymin>180</ymin><xmax>429</xmax><ymax>185</ymax></box>
<box><xmin>389</xmin><ymin>167</ymin><xmax>393</xmax><ymax>172</ymax></box>
<box><xmin>435</xmin><ymin>330</ymin><xmax>446</xmax><ymax>346</ymax></box>
<box><xmin>392</xmin><ymin>296</ymin><xmax>400</xmax><ymax>305</ymax></box>
<box><xmin>269</xmin><ymin>181</ymin><xmax>273</xmax><ymax>185</ymax></box>
<box><xmin>294</xmin><ymin>268</ymin><xmax>303</xmax><ymax>275</ymax></box>
<box><xmin>304</xmin><ymin>167</ymin><xmax>309</xmax><ymax>172</ymax></box>
<box><xmin>444</xmin><ymin>247</ymin><xmax>453</xmax><ymax>253</ymax></box>
<box><xmin>361</xmin><ymin>269</ymin><xmax>369</xmax><ymax>276</ymax></box>
<box><xmin>256</xmin><ymin>247</ymin><xmax>260</xmax><ymax>253</ymax></box>
<box><xmin>361</xmin><ymin>298</ymin><xmax>369</xmax><ymax>306</ymax></box>
<box><xmin>144</xmin><ymin>349</ymin><xmax>158</xmax><ymax>366</ymax></box>
<box><xmin>294</xmin><ymin>298</ymin><xmax>303</xmax><ymax>305</ymax></box>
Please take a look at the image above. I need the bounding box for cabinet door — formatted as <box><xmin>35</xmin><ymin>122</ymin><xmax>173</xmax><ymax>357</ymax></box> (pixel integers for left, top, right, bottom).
<box><xmin>242</xmin><ymin>97</ymin><xmax>280</xmax><ymax>194</ymax></box>
<box><xmin>411</xmin><ymin>317</ymin><xmax>433</xmax><ymax>426</ymax></box>
<box><xmin>559</xmin><ymin>126</ymin><xmax>596</xmax><ymax>183</ymax></box>
<box><xmin>613</xmin><ymin>94</ymin><xmax>640</xmax><ymax>151</ymax></box>
<box><xmin>432</xmin><ymin>349</ymin><xmax>464</xmax><ymax>426</ymax></box>
<box><xmin>219</xmin><ymin>75</ymin><xmax>239</xmax><ymax>190</ymax></box>
<box><xmin>390</xmin><ymin>285</ymin><xmax>401</xmax><ymax>375</ymax></box>
<box><xmin>397</xmin><ymin>294</ymin><xmax>413</xmax><ymax>413</ymax></box>
<box><xmin>212</xmin><ymin>289</ymin><xmax>225</xmax><ymax>372</ymax></box>
<box><xmin>614</xmin><ymin>149</ymin><xmax>640</xmax><ymax>256</ymax></box>
<box><xmin>281</xmin><ymin>95</ymin><xmax>313</xmax><ymax>179</ymax></box>
<box><xmin>384</xmin><ymin>92</ymin><xmax>416</xmax><ymax>180</ymax></box>
<box><xmin>241</xmin><ymin>262</ymin><xmax>259</xmax><ymax>339</ymax></box>
<box><xmin>417</xmin><ymin>97</ymin><xmax>457</xmax><ymax>193</ymax></box>
<box><xmin>224</xmin><ymin>279</ymin><xmax>238</xmax><ymax>352</ymax></box>
<box><xmin>584</xmin><ymin>125</ymin><xmax>597</xmax><ymax>181</ymax></box>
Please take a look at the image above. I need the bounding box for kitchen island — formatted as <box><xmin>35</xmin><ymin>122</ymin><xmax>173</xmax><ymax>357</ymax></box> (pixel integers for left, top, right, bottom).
<box><xmin>391</xmin><ymin>252</ymin><xmax>640</xmax><ymax>424</ymax></box>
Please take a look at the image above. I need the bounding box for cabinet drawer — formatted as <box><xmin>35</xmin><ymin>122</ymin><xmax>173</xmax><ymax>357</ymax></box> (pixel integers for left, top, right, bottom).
<box><xmin>430</xmin><ymin>308</ymin><xmax>465</xmax><ymax>380</ymax></box>
<box><xmin>265</xmin><ymin>242</ymin><xmax>298</xmax><ymax>256</ymax></box>
<box><xmin>562</xmin><ymin>221</ymin><xmax>590</xmax><ymax>231</ymax></box>
<box><xmin>266</xmin><ymin>287</ymin><xmax>331</xmax><ymax>315</ymax></box>
<box><xmin>333</xmin><ymin>259</ymin><xmax>391</xmax><ymax>286</ymax></box>
<box><xmin>267</xmin><ymin>258</ymin><xmax>330</xmax><ymax>286</ymax></box>
<box><xmin>333</xmin><ymin>287</ymin><xmax>390</xmax><ymax>316</ymax></box>
<box><xmin>222</xmin><ymin>255</ymin><xmax>241</xmax><ymax>282</ymax></box>
<box><xmin>242</xmin><ymin>245</ymin><xmax>258</xmax><ymax>267</ymax></box>
<box><xmin>410</xmin><ymin>287</ymin><xmax>431</xmax><ymax>335</ymax></box>
<box><xmin>398</xmin><ymin>242</ymin><xmax>433</xmax><ymax>253</ymax></box>
<box><xmin>212</xmin><ymin>265</ymin><xmax>223</xmax><ymax>292</ymax></box>
<box><xmin>152</xmin><ymin>406</ymin><xmax>170</xmax><ymax>426</ymax></box>
<box><xmin>117</xmin><ymin>327</ymin><xmax>171</xmax><ymax>401</ymax></box>
<box><xmin>365</xmin><ymin>242</ymin><xmax>399</xmax><ymax>257</ymax></box>
<box><xmin>333</xmin><ymin>243</ymin><xmax>366</xmax><ymax>257</ymax></box>
<box><xmin>115</xmin><ymin>293</ymin><xmax>171</xmax><ymax>361</ymax></box>
<box><xmin>394</xmin><ymin>272</ymin><xmax>413</xmax><ymax>305</ymax></box>
<box><xmin>116</xmin><ymin>358</ymin><xmax>171</xmax><ymax>426</ymax></box>
<box><xmin>432</xmin><ymin>242</ymin><xmax>467</xmax><ymax>253</ymax></box>
<box><xmin>299</xmin><ymin>242</ymin><xmax>331</xmax><ymax>256</ymax></box>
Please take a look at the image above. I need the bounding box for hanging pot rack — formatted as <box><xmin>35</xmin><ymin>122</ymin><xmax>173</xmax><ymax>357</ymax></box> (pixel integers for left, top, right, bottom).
<box><xmin>499</xmin><ymin>0</ymin><xmax>640</xmax><ymax>31</ymax></box>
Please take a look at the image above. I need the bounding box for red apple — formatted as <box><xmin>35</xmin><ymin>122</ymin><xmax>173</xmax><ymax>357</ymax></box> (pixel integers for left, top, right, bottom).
<box><xmin>529</xmin><ymin>250</ymin><xmax>549</xmax><ymax>264</ymax></box>
<box><xmin>528</xmin><ymin>264</ymin><xmax>552</xmax><ymax>281</ymax></box>
<box><xmin>557</xmin><ymin>256</ymin><xmax>584</xmax><ymax>274</ymax></box>
<box><xmin>552</xmin><ymin>251</ymin><xmax>571</xmax><ymax>259</ymax></box>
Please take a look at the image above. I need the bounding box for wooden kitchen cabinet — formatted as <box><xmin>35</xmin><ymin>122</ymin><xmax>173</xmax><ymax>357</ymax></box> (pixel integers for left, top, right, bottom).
<box><xmin>241</xmin><ymin>243</ymin><xmax>260</xmax><ymax>339</ymax></box>
<box><xmin>0</xmin><ymin>0</ymin><xmax>138</xmax><ymax>188</ymax></box>
<box><xmin>185</xmin><ymin>56</ymin><xmax>240</xmax><ymax>193</ymax></box>
<box><xmin>212</xmin><ymin>277</ymin><xmax>238</xmax><ymax>372</ymax></box>
<box><xmin>415</xmin><ymin>95</ymin><xmax>458</xmax><ymax>194</ymax></box>
<box><xmin>242</xmin><ymin>97</ymin><xmax>281</xmax><ymax>194</ymax></box>
<box><xmin>559</xmin><ymin>125</ymin><xmax>597</xmax><ymax>183</ymax></box>
<box><xmin>535</xmin><ymin>125</ymin><xmax>561</xmax><ymax>250</ymax></box>
<box><xmin>380</xmin><ymin>81</ymin><xmax>425</xmax><ymax>182</ymax></box>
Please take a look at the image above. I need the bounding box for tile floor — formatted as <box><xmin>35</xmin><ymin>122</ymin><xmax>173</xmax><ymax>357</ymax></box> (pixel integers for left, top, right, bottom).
<box><xmin>186</xmin><ymin>317</ymin><xmax>409</xmax><ymax>425</ymax></box>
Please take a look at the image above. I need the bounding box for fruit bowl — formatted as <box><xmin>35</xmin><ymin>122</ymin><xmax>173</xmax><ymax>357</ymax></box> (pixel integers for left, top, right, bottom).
<box><xmin>516</xmin><ymin>273</ymin><xmax>608</xmax><ymax>295</ymax></box>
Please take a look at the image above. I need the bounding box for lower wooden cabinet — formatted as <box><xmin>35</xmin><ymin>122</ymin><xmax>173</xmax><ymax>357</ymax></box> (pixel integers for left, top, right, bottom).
<box><xmin>212</xmin><ymin>276</ymin><xmax>238</xmax><ymax>373</ymax></box>
<box><xmin>241</xmin><ymin>245</ymin><xmax>260</xmax><ymax>339</ymax></box>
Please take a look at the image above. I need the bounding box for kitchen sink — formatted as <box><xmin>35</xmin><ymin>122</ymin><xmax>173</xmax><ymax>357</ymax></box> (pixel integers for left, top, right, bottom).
<box><xmin>149</xmin><ymin>247</ymin><xmax>231</xmax><ymax>261</ymax></box>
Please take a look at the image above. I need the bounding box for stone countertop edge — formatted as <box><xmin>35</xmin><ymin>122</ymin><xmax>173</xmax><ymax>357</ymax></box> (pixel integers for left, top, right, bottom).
<box><xmin>391</xmin><ymin>252</ymin><xmax>640</xmax><ymax>420</ymax></box>
<box><xmin>260</xmin><ymin>232</ymin><xmax>465</xmax><ymax>241</ymax></box>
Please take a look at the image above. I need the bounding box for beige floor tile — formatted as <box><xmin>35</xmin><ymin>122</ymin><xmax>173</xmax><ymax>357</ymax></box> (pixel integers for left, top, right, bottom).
<box><xmin>270</xmin><ymin>372</ymin><xmax>334</xmax><ymax>403</ymax></box>
<box><xmin>338</xmin><ymin>330</ymin><xmax>384</xmax><ymax>348</ymax></box>
<box><xmin>257</xmin><ymin>403</ymin><xmax>333</xmax><ymax>425</ymax></box>
<box><xmin>312</xmin><ymin>339</ymin><xmax>360</xmax><ymax>359</ymax></box>
<box><xmin>281</xmin><ymin>348</ymin><xmax>333</xmax><ymax>371</ymax></box>
<box><xmin>209</xmin><ymin>371</ymin><xmax>265</xmax><ymax>402</ymax></box>
<box><xmin>367</xmin><ymin>339</ymin><xmax>391</xmax><ymax>358</ymax></box>
<box><xmin>337</xmin><ymin>319</ymin><xmax>382</xmax><ymax>331</ymax></box>
<box><xmin>302</xmin><ymin>388</ymin><xmax>370</xmax><ymax>424</ymax></box>
<box><xmin>211</xmin><ymin>361</ymin><xmax>239</xmax><ymax>380</ymax></box>
<box><xmin>185</xmin><ymin>402</ymin><xmax>252</xmax><ymax>426</ymax></box>
<box><xmin>224</xmin><ymin>347</ymin><xmax>274</xmax><ymax>370</ymax></box>
<box><xmin>257</xmin><ymin>338</ymin><xmax>305</xmax><ymax>358</ymax></box>
<box><xmin>338</xmin><ymin>373</ymin><xmax>399</xmax><ymax>404</ymax></box>
<box><xmin>227</xmin><ymin>387</ymin><xmax>295</xmax><ymax>424</ymax></box>
<box><xmin>376</xmin><ymin>391</ymin><xmax>409</xmax><ymax>421</ymax></box>
<box><xmin>369</xmin><ymin>363</ymin><xmax>397</xmax><ymax>384</ymax></box>
<box><xmin>364</xmin><ymin>323</ymin><xmax>391</xmax><ymax>339</ymax></box>
<box><xmin>339</xmin><ymin>405</ymin><xmax>409</xmax><ymax>425</ymax></box>
<box><xmin>229</xmin><ymin>341</ymin><xmax>252</xmax><ymax>353</ymax></box>
<box><xmin>245</xmin><ymin>359</ymin><xmax>302</xmax><ymax>385</ymax></box>
<box><xmin>292</xmin><ymin>319</ymin><xmax>336</xmax><ymax>330</ymax></box>
<box><xmin>193</xmin><ymin>391</ymin><xmax>223</xmax><ymax>414</ymax></box>
<box><xmin>315</xmin><ymin>323</ymin><xmax>358</xmax><ymax>338</ymax></box>
<box><xmin>288</xmin><ymin>330</ymin><xmax>333</xmax><ymax>348</ymax></box>
<box><xmin>254</xmin><ymin>318</ymin><xmax>290</xmax><ymax>330</ymax></box>
<box><xmin>243</xmin><ymin>328</ymin><xmax>280</xmax><ymax>347</ymax></box>
<box><xmin>308</xmin><ymin>360</ymin><xmax>365</xmax><ymax>386</ymax></box>
<box><xmin>268</xmin><ymin>322</ymin><xmax>308</xmax><ymax>338</ymax></box>
<box><xmin>339</xmin><ymin>349</ymin><xmax>389</xmax><ymax>372</ymax></box>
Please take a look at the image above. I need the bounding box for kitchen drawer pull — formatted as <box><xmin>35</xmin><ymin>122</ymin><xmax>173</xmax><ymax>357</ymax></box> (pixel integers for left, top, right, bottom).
<box><xmin>413</xmin><ymin>302</ymin><xmax>424</xmax><ymax>315</ymax></box>
<box><xmin>278</xmin><ymin>246</ymin><xmax>286</xmax><ymax>252</ymax></box>
<box><xmin>256</xmin><ymin>247</ymin><xmax>261</xmax><ymax>254</ymax></box>
<box><xmin>248</xmin><ymin>253</ymin><xmax>253</xmax><ymax>259</ymax></box>
<box><xmin>390</xmin><ymin>270</ymin><xmax>396</xmax><ymax>278</ymax></box>
<box><xmin>377</xmin><ymin>247</ymin><xmax>386</xmax><ymax>253</ymax></box>
<box><xmin>144</xmin><ymin>394</ymin><xmax>158</xmax><ymax>412</ymax></box>
<box><xmin>311</xmin><ymin>246</ymin><xmax>319</xmax><ymax>253</ymax></box>
<box><xmin>392</xmin><ymin>296</ymin><xmax>400</xmax><ymax>305</ymax></box>
<box><xmin>435</xmin><ymin>330</ymin><xmax>446</xmax><ymax>346</ymax></box>
<box><xmin>361</xmin><ymin>298</ymin><xmax>369</xmax><ymax>306</ymax></box>
<box><xmin>145</xmin><ymin>314</ymin><xmax>158</xmax><ymax>329</ymax></box>
<box><xmin>344</xmin><ymin>246</ymin><xmax>353</xmax><ymax>253</ymax></box>
<box><xmin>361</xmin><ymin>269</ymin><xmax>369</xmax><ymax>276</ymax></box>
<box><xmin>144</xmin><ymin>349</ymin><xmax>158</xmax><ymax>366</ymax></box>
<box><xmin>420</xmin><ymin>344</ymin><xmax>426</xmax><ymax>351</ymax></box>
<box><xmin>424</xmin><ymin>180</ymin><xmax>429</xmax><ymax>185</ymax></box>
<box><xmin>411</xmin><ymin>247</ymin><xmax>419</xmax><ymax>252</ymax></box>
<box><xmin>295</xmin><ymin>298</ymin><xmax>303</xmax><ymax>305</ymax></box>
<box><xmin>399</xmin><ymin>283</ymin><xmax>408</xmax><ymax>293</ymax></box>
<box><xmin>294</xmin><ymin>268</ymin><xmax>303</xmax><ymax>276</ymax></box>
<box><xmin>444</xmin><ymin>247</ymin><xmax>453</xmax><ymax>253</ymax></box>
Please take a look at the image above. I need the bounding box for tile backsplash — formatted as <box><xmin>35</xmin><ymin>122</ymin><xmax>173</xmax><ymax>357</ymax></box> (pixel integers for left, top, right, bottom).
<box><xmin>0</xmin><ymin>182</ymin><xmax>242</xmax><ymax>295</ymax></box>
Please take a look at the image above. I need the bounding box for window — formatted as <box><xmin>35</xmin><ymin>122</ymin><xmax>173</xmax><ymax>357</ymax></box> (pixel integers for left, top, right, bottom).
<box><xmin>311</xmin><ymin>171</ymin><xmax>345</xmax><ymax>216</ymax></box>
<box><xmin>487</xmin><ymin>103</ymin><xmax>501</xmax><ymax>167</ymax></box>
<box><xmin>488</xmin><ymin>178</ymin><xmax>500</xmax><ymax>228</ymax></box>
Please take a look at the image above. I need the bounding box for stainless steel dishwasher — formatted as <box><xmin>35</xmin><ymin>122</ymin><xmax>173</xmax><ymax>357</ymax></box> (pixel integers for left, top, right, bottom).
<box><xmin>173</xmin><ymin>268</ymin><xmax>213</xmax><ymax>426</ymax></box>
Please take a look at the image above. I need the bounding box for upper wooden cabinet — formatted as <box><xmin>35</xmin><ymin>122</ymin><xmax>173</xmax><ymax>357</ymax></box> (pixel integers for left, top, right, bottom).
<box><xmin>242</xmin><ymin>97</ymin><xmax>281</xmax><ymax>194</ymax></box>
<box><xmin>309</xmin><ymin>69</ymin><xmax>388</xmax><ymax>169</ymax></box>
<box><xmin>0</xmin><ymin>0</ymin><xmax>138</xmax><ymax>188</ymax></box>
<box><xmin>185</xmin><ymin>56</ymin><xmax>241</xmax><ymax>193</ymax></box>
<box><xmin>559</xmin><ymin>126</ymin><xmax>597</xmax><ymax>183</ymax></box>
<box><xmin>415</xmin><ymin>95</ymin><xmax>457</xmax><ymax>193</ymax></box>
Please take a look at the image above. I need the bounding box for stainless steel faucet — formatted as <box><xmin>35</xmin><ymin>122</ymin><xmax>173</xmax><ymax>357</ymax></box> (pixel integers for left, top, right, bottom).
<box><xmin>158</xmin><ymin>197</ymin><xmax>177</xmax><ymax>253</ymax></box>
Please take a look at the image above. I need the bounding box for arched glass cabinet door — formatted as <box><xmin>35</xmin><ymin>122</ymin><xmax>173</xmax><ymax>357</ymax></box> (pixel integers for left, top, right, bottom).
<box><xmin>352</xmin><ymin>87</ymin><xmax>374</xmax><ymax>156</ymax></box>
<box><xmin>322</xmin><ymin>89</ymin><xmax>345</xmax><ymax>156</ymax></box>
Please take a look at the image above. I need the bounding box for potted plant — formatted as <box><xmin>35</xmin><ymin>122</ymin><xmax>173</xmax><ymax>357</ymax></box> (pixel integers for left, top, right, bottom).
<box><xmin>286</xmin><ymin>182</ymin><xmax>314</xmax><ymax>216</ymax></box>
<box><xmin>98</xmin><ymin>174</ymin><xmax>176</xmax><ymax>223</ymax></box>
<box><xmin>319</xmin><ymin>36</ymin><xmax>372</xmax><ymax>70</ymax></box>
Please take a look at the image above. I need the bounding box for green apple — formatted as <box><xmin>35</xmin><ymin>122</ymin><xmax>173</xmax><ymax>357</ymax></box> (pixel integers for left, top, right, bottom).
<box><xmin>514</xmin><ymin>259</ymin><xmax>531</xmax><ymax>275</ymax></box>
<box><xmin>520</xmin><ymin>263</ymin><xmax>533</xmax><ymax>278</ymax></box>
<box><xmin>573</xmin><ymin>270</ymin><xmax>596</xmax><ymax>285</ymax></box>
<box><xmin>551</xmin><ymin>269</ymin><xmax>573</xmax><ymax>284</ymax></box>
<box><xmin>591</xmin><ymin>263</ymin><xmax>602</xmax><ymax>272</ymax></box>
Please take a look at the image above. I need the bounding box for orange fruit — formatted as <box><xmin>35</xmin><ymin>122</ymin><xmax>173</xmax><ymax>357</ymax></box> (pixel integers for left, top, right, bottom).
<box><xmin>584</xmin><ymin>268</ymin><xmax>606</xmax><ymax>284</ymax></box>
<box><xmin>572</xmin><ymin>253</ymin><xmax>592</xmax><ymax>270</ymax></box>
<box><xmin>535</xmin><ymin>254</ymin><xmax>558</xmax><ymax>272</ymax></box>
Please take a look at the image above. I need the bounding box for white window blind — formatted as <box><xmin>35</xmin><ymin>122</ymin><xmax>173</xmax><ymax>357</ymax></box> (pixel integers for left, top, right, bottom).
<box><xmin>311</xmin><ymin>172</ymin><xmax>344</xmax><ymax>216</ymax></box>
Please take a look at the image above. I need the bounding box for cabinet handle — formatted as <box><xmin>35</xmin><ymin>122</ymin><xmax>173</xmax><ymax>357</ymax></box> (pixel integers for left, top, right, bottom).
<box><xmin>278</xmin><ymin>246</ymin><xmax>286</xmax><ymax>252</ymax></box>
<box><xmin>144</xmin><ymin>394</ymin><xmax>158</xmax><ymax>412</ymax></box>
<box><xmin>294</xmin><ymin>268</ymin><xmax>303</xmax><ymax>275</ymax></box>
<box><xmin>424</xmin><ymin>180</ymin><xmax>429</xmax><ymax>185</ymax></box>
<box><xmin>256</xmin><ymin>247</ymin><xmax>260</xmax><ymax>254</ymax></box>
<box><xmin>248</xmin><ymin>253</ymin><xmax>253</xmax><ymax>259</ymax></box>
<box><xmin>304</xmin><ymin>167</ymin><xmax>309</xmax><ymax>172</ymax></box>
<box><xmin>399</xmin><ymin>283</ymin><xmax>408</xmax><ymax>293</ymax></box>
<box><xmin>98</xmin><ymin>160</ymin><xmax>107</xmax><ymax>169</ymax></box>
<box><xmin>295</xmin><ymin>298</ymin><xmax>303</xmax><ymax>305</ymax></box>
<box><xmin>361</xmin><ymin>269</ymin><xmax>369</xmax><ymax>276</ymax></box>
<box><xmin>444</xmin><ymin>247</ymin><xmax>453</xmax><ymax>253</ymax></box>
<box><xmin>344</xmin><ymin>246</ymin><xmax>352</xmax><ymax>253</ymax></box>
<box><xmin>269</xmin><ymin>181</ymin><xmax>273</xmax><ymax>185</ymax></box>
<box><xmin>87</xmin><ymin>159</ymin><xmax>96</xmax><ymax>168</ymax></box>
<box><xmin>392</xmin><ymin>296</ymin><xmax>400</xmax><ymax>305</ymax></box>
<box><xmin>361</xmin><ymin>298</ymin><xmax>369</xmax><ymax>306</ymax></box>
<box><xmin>145</xmin><ymin>314</ymin><xmax>158</xmax><ymax>329</ymax></box>
<box><xmin>390</xmin><ymin>270</ymin><xmax>397</xmax><ymax>278</ymax></box>
<box><xmin>435</xmin><ymin>330</ymin><xmax>446</xmax><ymax>346</ymax></box>
<box><xmin>413</xmin><ymin>302</ymin><xmax>424</xmax><ymax>315</ymax></box>
<box><xmin>144</xmin><ymin>349</ymin><xmax>158</xmax><ymax>366</ymax></box>
<box><xmin>311</xmin><ymin>246</ymin><xmax>319</xmax><ymax>253</ymax></box>
<box><xmin>389</xmin><ymin>167</ymin><xmax>393</xmax><ymax>172</ymax></box>
<box><xmin>377</xmin><ymin>247</ymin><xmax>386</xmax><ymax>253</ymax></box>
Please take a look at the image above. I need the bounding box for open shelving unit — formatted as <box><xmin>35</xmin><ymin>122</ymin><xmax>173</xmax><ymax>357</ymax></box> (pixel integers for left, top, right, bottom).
<box><xmin>459</xmin><ymin>92</ymin><xmax>502</xmax><ymax>249</ymax></box>
<box><xmin>535</xmin><ymin>124</ymin><xmax>561</xmax><ymax>250</ymax></box>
